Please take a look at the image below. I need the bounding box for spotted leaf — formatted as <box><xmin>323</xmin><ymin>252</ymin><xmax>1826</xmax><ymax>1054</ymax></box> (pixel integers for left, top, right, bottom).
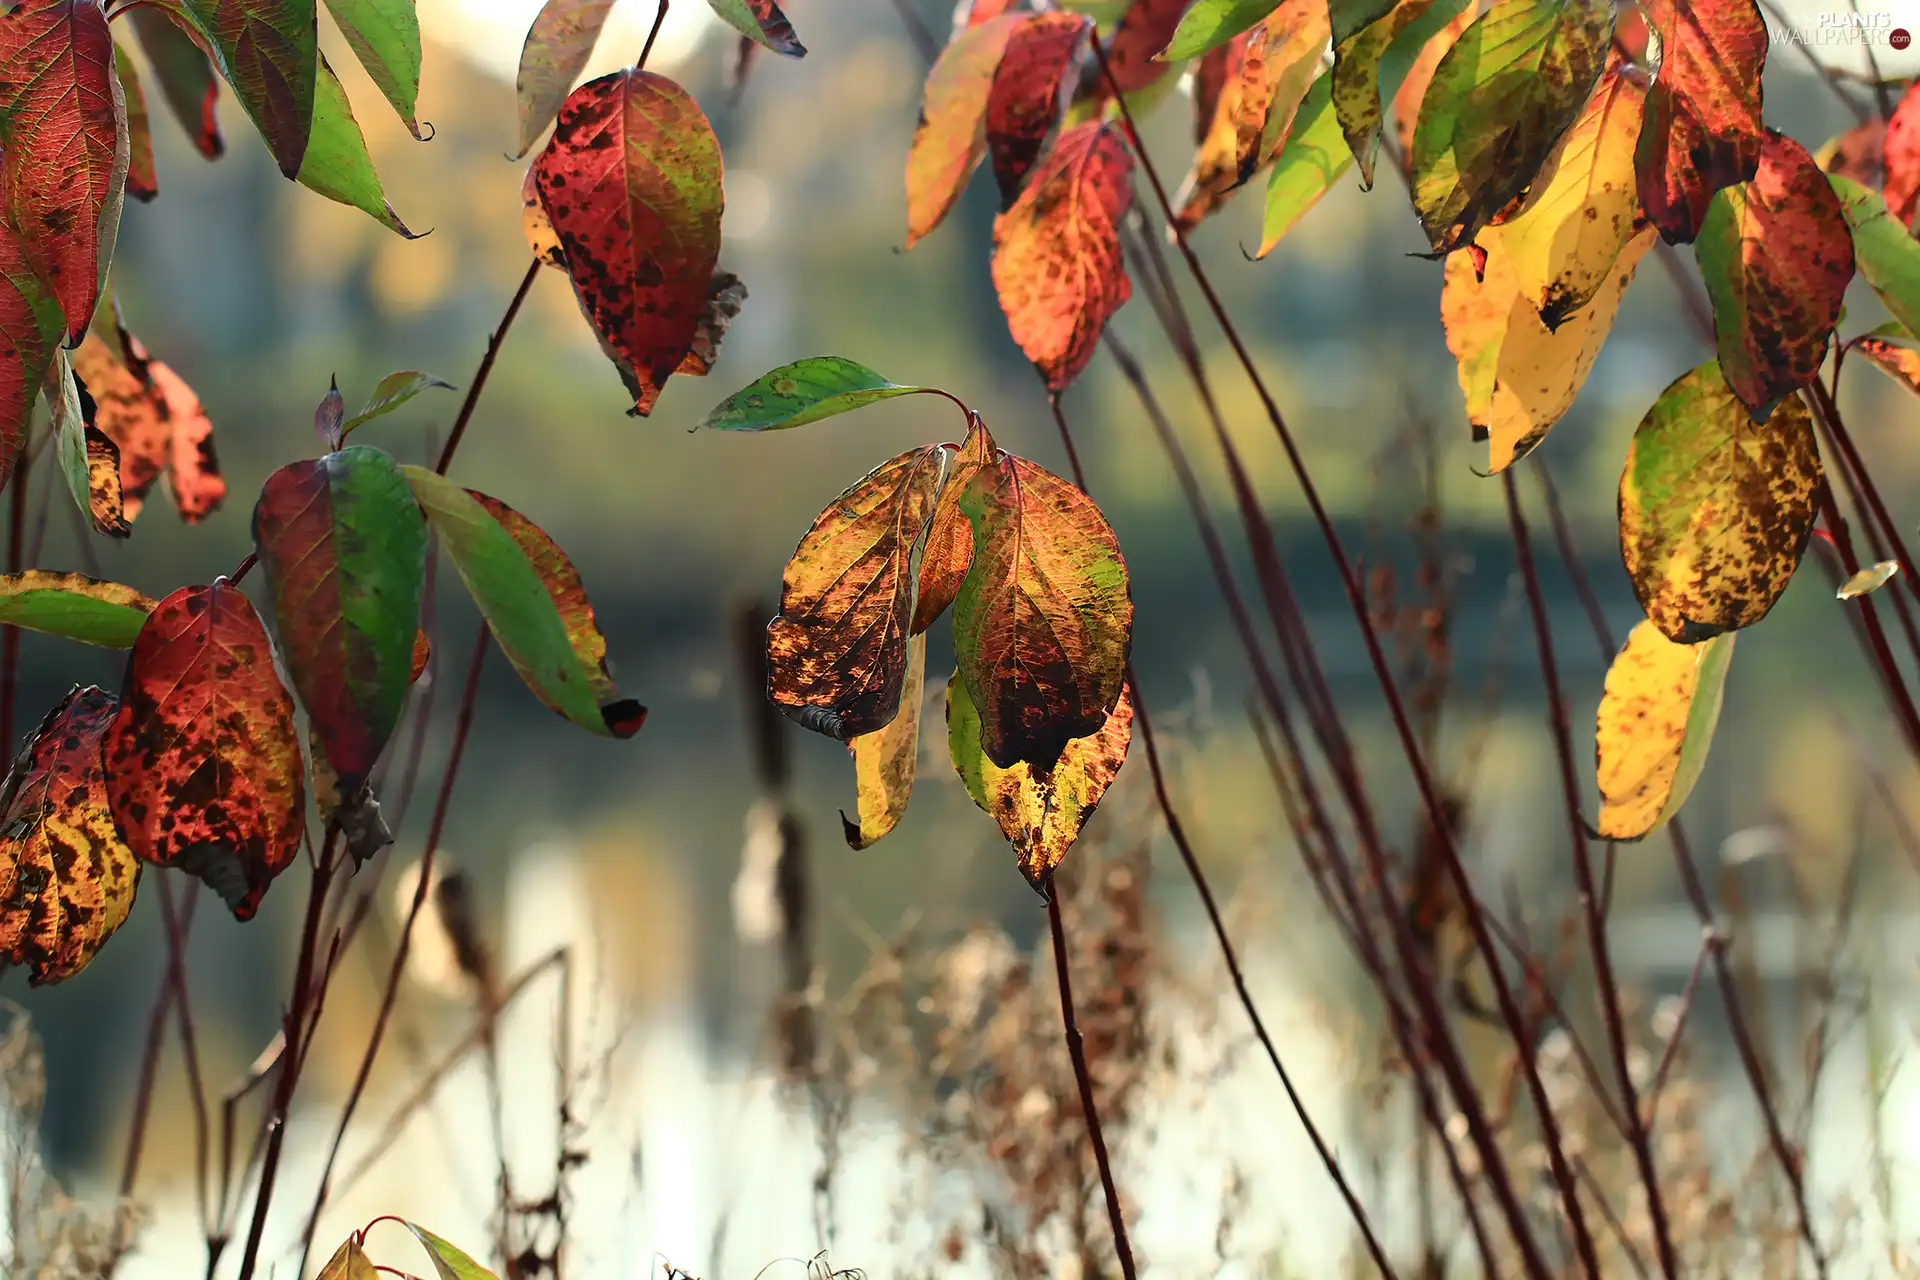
<box><xmin>985</xmin><ymin>12</ymin><xmax>1089</xmax><ymax>207</ymax></box>
<box><xmin>1635</xmin><ymin>0</ymin><xmax>1767</xmax><ymax>244</ymax></box>
<box><xmin>154</xmin><ymin>0</ymin><xmax>318</xmax><ymax>178</ymax></box>
<box><xmin>1854</xmin><ymin>336</ymin><xmax>1920</xmax><ymax>400</ymax></box>
<box><xmin>72</xmin><ymin>319</ymin><xmax>223</xmax><ymax>524</ymax></box>
<box><xmin>45</xmin><ymin>349</ymin><xmax>128</xmax><ymax>538</ymax></box>
<box><xmin>1087</xmin><ymin>0</ymin><xmax>1185</xmax><ymax>101</ymax></box>
<box><xmin>841</xmin><ymin>631</ymin><xmax>925</xmax><ymax>850</ymax></box>
<box><xmin>1618</xmin><ymin>360</ymin><xmax>1821</xmax><ymax>644</ymax></box>
<box><xmin>1329</xmin><ymin>0</ymin><xmax>1432</xmax><ymax>189</ymax></box>
<box><xmin>534</xmin><ymin>69</ymin><xmax>723</xmax><ymax>416</ymax></box>
<box><xmin>705</xmin><ymin>0</ymin><xmax>804</xmax><ymax>58</ymax></box>
<box><xmin>104</xmin><ymin>582</ymin><xmax>304</xmax><ymax>920</ymax></box>
<box><xmin>912</xmin><ymin>412</ymin><xmax>995</xmax><ymax>635</ymax></box>
<box><xmin>0</xmin><ymin>570</ymin><xmax>153</xmax><ymax>647</ymax></box>
<box><xmin>1594</xmin><ymin>620</ymin><xmax>1734</xmax><ymax>840</ymax></box>
<box><xmin>905</xmin><ymin>13</ymin><xmax>1022</xmax><ymax>248</ymax></box>
<box><xmin>511</xmin><ymin>0</ymin><xmax>615</xmax><ymax>159</ymax></box>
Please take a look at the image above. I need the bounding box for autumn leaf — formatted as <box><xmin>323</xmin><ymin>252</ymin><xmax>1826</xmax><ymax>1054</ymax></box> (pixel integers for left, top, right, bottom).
<box><xmin>1618</xmin><ymin>360</ymin><xmax>1821</xmax><ymax>644</ymax></box>
<box><xmin>964</xmin><ymin>0</ymin><xmax>1023</xmax><ymax>28</ymax></box>
<box><xmin>296</xmin><ymin>53</ymin><xmax>417</xmax><ymax>237</ymax></box>
<box><xmin>252</xmin><ymin>444</ymin><xmax>428</xmax><ymax>797</ymax></box>
<box><xmin>116</xmin><ymin>44</ymin><xmax>158</xmax><ymax>202</ymax></box>
<box><xmin>1853</xmin><ymin>336</ymin><xmax>1920</xmax><ymax>400</ymax></box>
<box><xmin>1838</xmin><ymin>561</ymin><xmax>1900</xmax><ymax>600</ymax></box>
<box><xmin>842</xmin><ymin>632</ymin><xmax>926</xmax><ymax>850</ymax></box>
<box><xmin>1884</xmin><ymin>81</ymin><xmax>1920</xmax><ymax>229</ymax></box>
<box><xmin>130</xmin><ymin>7</ymin><xmax>223</xmax><ymax>159</ymax></box>
<box><xmin>402</xmin><ymin>1223</ymin><xmax>503</xmax><ymax>1280</ymax></box>
<box><xmin>1695</xmin><ymin>131</ymin><xmax>1853</xmax><ymax>416</ymax></box>
<box><xmin>700</xmin><ymin>356</ymin><xmax>941</xmax><ymax>432</ymax></box>
<box><xmin>45</xmin><ymin>350</ymin><xmax>129</xmax><ymax>538</ymax></box>
<box><xmin>1227</xmin><ymin>2</ymin><xmax>1328</xmax><ymax>191</ymax></box>
<box><xmin>953</xmin><ymin>450</ymin><xmax>1131</xmax><ymax>772</ymax></box>
<box><xmin>1159</xmin><ymin>0</ymin><xmax>1276</xmax><ymax>61</ymax></box>
<box><xmin>1409</xmin><ymin>0</ymin><xmax>1613</xmax><ymax>256</ymax></box>
<box><xmin>0</xmin><ymin>0</ymin><xmax>128</xmax><ymax>343</ymax></box>
<box><xmin>104</xmin><ymin>582</ymin><xmax>305</xmax><ymax>920</ymax></box>
<box><xmin>157</xmin><ymin>0</ymin><xmax>318</xmax><ymax>178</ymax></box>
<box><xmin>1089</xmin><ymin>0</ymin><xmax>1186</xmax><ymax>101</ymax></box>
<box><xmin>1635</xmin><ymin>0</ymin><xmax>1767</xmax><ymax>244</ymax></box>
<box><xmin>340</xmin><ymin>370</ymin><xmax>456</xmax><ymax>435</ymax></box>
<box><xmin>1388</xmin><ymin>0</ymin><xmax>1472</xmax><ymax>164</ymax></box>
<box><xmin>316</xmin><ymin>1237</ymin><xmax>380</xmax><ymax>1280</ymax></box>
<box><xmin>1257</xmin><ymin>71</ymin><xmax>1350</xmax><ymax>257</ymax></box>
<box><xmin>1190</xmin><ymin>40</ymin><xmax>1231</xmax><ymax>144</ymax></box>
<box><xmin>991</xmin><ymin>120</ymin><xmax>1133</xmax><ymax>392</ymax></box>
<box><xmin>0</xmin><ymin>570</ymin><xmax>154</xmax><ymax>647</ymax></box>
<box><xmin>0</xmin><ymin>687</ymin><xmax>139</xmax><ymax>985</ymax></box>
<box><xmin>705</xmin><ymin>0</ymin><xmax>805</xmax><ymax>58</ymax></box>
<box><xmin>534</xmin><ymin>69</ymin><xmax>723</xmax><ymax>416</ymax></box>
<box><xmin>0</xmin><ymin>230</ymin><xmax>62</xmax><ymax>493</ymax></box>
<box><xmin>1832</xmin><ymin>176</ymin><xmax>1920</xmax><ymax>343</ymax></box>
<box><xmin>905</xmin><ymin>13</ymin><xmax>1023</xmax><ymax>248</ymax></box>
<box><xmin>913</xmin><ymin>412</ymin><xmax>996</xmax><ymax>635</ymax></box>
<box><xmin>1330</xmin><ymin>0</ymin><xmax>1436</xmax><ymax>189</ymax></box>
<box><xmin>947</xmin><ymin>671</ymin><xmax>1133</xmax><ymax>887</ymax></box>
<box><xmin>512</xmin><ymin>0</ymin><xmax>615</xmax><ymax>160</ymax></box>
<box><xmin>1172</xmin><ymin>31</ymin><xmax>1251</xmax><ymax>230</ymax></box>
<box><xmin>985</xmin><ymin>12</ymin><xmax>1090</xmax><ymax>207</ymax></box>
<box><xmin>72</xmin><ymin>318</ymin><xmax>224</xmax><ymax>523</ymax></box>
<box><xmin>1816</xmin><ymin>116</ymin><xmax>1885</xmax><ymax>191</ymax></box>
<box><xmin>521</xmin><ymin>164</ymin><xmax>566</xmax><ymax>267</ymax></box>
<box><xmin>323</xmin><ymin>0</ymin><xmax>424</xmax><ymax>137</ymax></box>
<box><xmin>673</xmin><ymin>270</ymin><xmax>748</xmax><ymax>377</ymax></box>
<box><xmin>1594</xmin><ymin>620</ymin><xmax>1734</xmax><ymax>840</ymax></box>
<box><xmin>403</xmin><ymin>468</ymin><xmax>646</xmax><ymax>738</ymax></box>
<box><xmin>1443</xmin><ymin>226</ymin><xmax>1653</xmax><ymax>472</ymax></box>
<box><xmin>767</xmin><ymin>446</ymin><xmax>949</xmax><ymax>741</ymax></box>
<box><xmin>1497</xmin><ymin>63</ymin><xmax>1647</xmax><ymax>328</ymax></box>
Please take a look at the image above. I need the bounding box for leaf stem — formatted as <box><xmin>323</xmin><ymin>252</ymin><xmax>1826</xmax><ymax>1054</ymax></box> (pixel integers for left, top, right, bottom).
<box><xmin>1044</xmin><ymin>887</ymin><xmax>1137</xmax><ymax>1280</ymax></box>
<box><xmin>435</xmin><ymin>258</ymin><xmax>542</xmax><ymax>476</ymax></box>
<box><xmin>639</xmin><ymin>0</ymin><xmax>670</xmax><ymax>69</ymax></box>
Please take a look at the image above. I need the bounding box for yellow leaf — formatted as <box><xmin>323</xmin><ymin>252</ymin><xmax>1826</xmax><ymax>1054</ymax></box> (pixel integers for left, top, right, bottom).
<box><xmin>1838</xmin><ymin>560</ymin><xmax>1900</xmax><ymax>600</ymax></box>
<box><xmin>842</xmin><ymin>632</ymin><xmax>926</xmax><ymax>849</ymax></box>
<box><xmin>1595</xmin><ymin>620</ymin><xmax>1736</xmax><ymax>841</ymax></box>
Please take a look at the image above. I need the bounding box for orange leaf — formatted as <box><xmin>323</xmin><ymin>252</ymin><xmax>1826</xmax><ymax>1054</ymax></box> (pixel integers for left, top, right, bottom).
<box><xmin>912</xmin><ymin>412</ymin><xmax>996</xmax><ymax>635</ymax></box>
<box><xmin>906</xmin><ymin>13</ymin><xmax>1023</xmax><ymax>247</ymax></box>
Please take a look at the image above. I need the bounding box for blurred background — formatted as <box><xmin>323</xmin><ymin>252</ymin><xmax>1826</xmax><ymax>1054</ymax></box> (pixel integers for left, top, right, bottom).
<box><xmin>4</xmin><ymin>0</ymin><xmax>1920</xmax><ymax>1275</ymax></box>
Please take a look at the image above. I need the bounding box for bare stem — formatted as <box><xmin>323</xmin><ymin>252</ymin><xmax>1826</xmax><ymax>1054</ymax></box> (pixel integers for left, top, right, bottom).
<box><xmin>435</xmin><ymin>260</ymin><xmax>542</xmax><ymax>476</ymax></box>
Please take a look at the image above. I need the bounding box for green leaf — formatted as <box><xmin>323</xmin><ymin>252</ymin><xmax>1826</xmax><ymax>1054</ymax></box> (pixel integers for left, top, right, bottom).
<box><xmin>402</xmin><ymin>1224</ymin><xmax>501</xmax><ymax>1280</ymax></box>
<box><xmin>1158</xmin><ymin>0</ymin><xmax>1276</xmax><ymax>61</ymax></box>
<box><xmin>1257</xmin><ymin>72</ymin><xmax>1350</xmax><ymax>257</ymax></box>
<box><xmin>401</xmin><ymin>467</ymin><xmax>641</xmax><ymax>738</ymax></box>
<box><xmin>704</xmin><ymin>0</ymin><xmax>806</xmax><ymax>57</ymax></box>
<box><xmin>316</xmin><ymin>1236</ymin><xmax>381</xmax><ymax>1280</ymax></box>
<box><xmin>296</xmin><ymin>54</ymin><xmax>416</xmax><ymax>237</ymax></box>
<box><xmin>0</xmin><ymin>570</ymin><xmax>155</xmax><ymax>647</ymax></box>
<box><xmin>162</xmin><ymin>0</ymin><xmax>318</xmax><ymax>178</ymax></box>
<box><xmin>341</xmin><ymin>370</ymin><xmax>456</xmax><ymax>434</ymax></box>
<box><xmin>699</xmin><ymin>357</ymin><xmax>941</xmax><ymax>432</ymax></box>
<box><xmin>323</xmin><ymin>0</ymin><xmax>424</xmax><ymax>137</ymax></box>
<box><xmin>1833</xmin><ymin>174</ymin><xmax>1920</xmax><ymax>342</ymax></box>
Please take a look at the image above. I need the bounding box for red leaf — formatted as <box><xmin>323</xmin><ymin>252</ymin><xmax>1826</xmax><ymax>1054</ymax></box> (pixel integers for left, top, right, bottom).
<box><xmin>103</xmin><ymin>583</ymin><xmax>304</xmax><ymax>920</ymax></box>
<box><xmin>1087</xmin><ymin>0</ymin><xmax>1186</xmax><ymax>102</ymax></box>
<box><xmin>990</xmin><ymin>120</ymin><xmax>1134</xmax><ymax>392</ymax></box>
<box><xmin>1884</xmin><ymin>81</ymin><xmax>1920</xmax><ymax>228</ymax></box>
<box><xmin>0</xmin><ymin>227</ymin><xmax>63</xmax><ymax>494</ymax></box>
<box><xmin>534</xmin><ymin>70</ymin><xmax>722</xmax><ymax>416</ymax></box>
<box><xmin>0</xmin><ymin>0</ymin><xmax>128</xmax><ymax>342</ymax></box>
<box><xmin>130</xmin><ymin>7</ymin><xmax>223</xmax><ymax>160</ymax></box>
<box><xmin>1695</xmin><ymin>131</ymin><xmax>1853</xmax><ymax>415</ymax></box>
<box><xmin>960</xmin><ymin>0</ymin><xmax>1022</xmax><ymax>28</ymax></box>
<box><xmin>0</xmin><ymin>686</ymin><xmax>141</xmax><ymax>986</ymax></box>
<box><xmin>1818</xmin><ymin>117</ymin><xmax>1886</xmax><ymax>192</ymax></box>
<box><xmin>1635</xmin><ymin>0</ymin><xmax>1767</xmax><ymax>244</ymax></box>
<box><xmin>1190</xmin><ymin>41</ymin><xmax>1231</xmax><ymax>145</ymax></box>
<box><xmin>71</xmin><ymin>319</ymin><xmax>224</xmax><ymax>524</ymax></box>
<box><xmin>985</xmin><ymin>12</ymin><xmax>1089</xmax><ymax>207</ymax></box>
<box><xmin>905</xmin><ymin>13</ymin><xmax>1022</xmax><ymax>247</ymax></box>
<box><xmin>116</xmin><ymin>43</ymin><xmax>158</xmax><ymax>202</ymax></box>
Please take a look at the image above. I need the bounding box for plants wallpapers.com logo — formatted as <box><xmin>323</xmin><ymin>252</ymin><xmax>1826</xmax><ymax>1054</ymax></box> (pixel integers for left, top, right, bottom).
<box><xmin>1775</xmin><ymin>11</ymin><xmax>1914</xmax><ymax>47</ymax></box>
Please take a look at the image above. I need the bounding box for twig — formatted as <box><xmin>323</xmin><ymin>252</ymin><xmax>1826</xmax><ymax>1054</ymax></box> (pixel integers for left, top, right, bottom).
<box><xmin>435</xmin><ymin>260</ymin><xmax>542</xmax><ymax>475</ymax></box>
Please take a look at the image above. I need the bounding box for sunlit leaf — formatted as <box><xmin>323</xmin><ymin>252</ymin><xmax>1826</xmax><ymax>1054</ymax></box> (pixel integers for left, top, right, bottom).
<box><xmin>947</xmin><ymin>672</ymin><xmax>1132</xmax><ymax>886</ymax></box>
<box><xmin>512</xmin><ymin>0</ymin><xmax>615</xmax><ymax>159</ymax></box>
<box><xmin>323</xmin><ymin>0</ymin><xmax>423</xmax><ymax>137</ymax></box>
<box><xmin>991</xmin><ymin>120</ymin><xmax>1133</xmax><ymax>392</ymax></box>
<box><xmin>672</xmin><ymin>270</ymin><xmax>748</xmax><ymax>377</ymax></box>
<box><xmin>0</xmin><ymin>687</ymin><xmax>139</xmax><ymax>985</ymax></box>
<box><xmin>1443</xmin><ymin>226</ymin><xmax>1653</xmax><ymax>472</ymax></box>
<box><xmin>1497</xmin><ymin>62</ymin><xmax>1646</xmax><ymax>328</ymax></box>
<box><xmin>104</xmin><ymin>582</ymin><xmax>305</xmax><ymax>920</ymax></box>
<box><xmin>912</xmin><ymin>412</ymin><xmax>995</xmax><ymax>635</ymax></box>
<box><xmin>705</xmin><ymin>0</ymin><xmax>805</xmax><ymax>57</ymax></box>
<box><xmin>72</xmin><ymin>320</ymin><xmax>223</xmax><ymax>524</ymax></box>
<box><xmin>252</xmin><ymin>444</ymin><xmax>428</xmax><ymax>797</ymax></box>
<box><xmin>130</xmin><ymin>7</ymin><xmax>223</xmax><ymax>160</ymax></box>
<box><xmin>1256</xmin><ymin>71</ymin><xmax>1349</xmax><ymax>257</ymax></box>
<box><xmin>1159</xmin><ymin>0</ymin><xmax>1275</xmax><ymax>61</ymax></box>
<box><xmin>1388</xmin><ymin>0</ymin><xmax>1472</xmax><ymax>163</ymax></box>
<box><xmin>1172</xmin><ymin>30</ymin><xmax>1252</xmax><ymax>230</ymax></box>
<box><xmin>534</xmin><ymin>69</ymin><xmax>723</xmax><ymax>415</ymax></box>
<box><xmin>521</xmin><ymin>163</ymin><xmax>566</xmax><ymax>267</ymax></box>
<box><xmin>1409</xmin><ymin>0</ymin><xmax>1612</xmax><ymax>256</ymax></box>
<box><xmin>700</xmin><ymin>357</ymin><xmax>938</xmax><ymax>432</ymax></box>
<box><xmin>1189</xmin><ymin>40</ymin><xmax>1231</xmax><ymax>145</ymax></box>
<box><xmin>1815</xmin><ymin>116</ymin><xmax>1884</xmax><ymax>191</ymax></box>
<box><xmin>315</xmin><ymin>1236</ymin><xmax>380</xmax><ymax>1280</ymax></box>
<box><xmin>0</xmin><ymin>0</ymin><xmax>127</xmax><ymax>343</ymax></box>
<box><xmin>767</xmin><ymin>446</ymin><xmax>949</xmax><ymax>740</ymax></box>
<box><xmin>1618</xmin><ymin>359</ymin><xmax>1821</xmax><ymax>644</ymax></box>
<box><xmin>1832</xmin><ymin>175</ymin><xmax>1920</xmax><ymax>342</ymax></box>
<box><xmin>1635</xmin><ymin>0</ymin><xmax>1767</xmax><ymax>244</ymax></box>
<box><xmin>905</xmin><ymin>13</ymin><xmax>1023</xmax><ymax>248</ymax></box>
<box><xmin>1594</xmin><ymin>620</ymin><xmax>1734</xmax><ymax>840</ymax></box>
<box><xmin>1329</xmin><ymin>0</ymin><xmax>1431</xmax><ymax>189</ymax></box>
<box><xmin>1695</xmin><ymin>131</ymin><xmax>1853</xmax><ymax>416</ymax></box>
<box><xmin>985</xmin><ymin>11</ymin><xmax>1090</xmax><ymax>206</ymax></box>
<box><xmin>953</xmin><ymin>450</ymin><xmax>1131</xmax><ymax>772</ymax></box>
<box><xmin>115</xmin><ymin>44</ymin><xmax>158</xmax><ymax>202</ymax></box>
<box><xmin>340</xmin><ymin>370</ymin><xmax>456</xmax><ymax>434</ymax></box>
<box><xmin>964</xmin><ymin>0</ymin><xmax>1022</xmax><ymax>28</ymax></box>
<box><xmin>1228</xmin><ymin>2</ymin><xmax>1328</xmax><ymax>189</ymax></box>
<box><xmin>842</xmin><ymin>632</ymin><xmax>925</xmax><ymax>850</ymax></box>
<box><xmin>296</xmin><ymin>53</ymin><xmax>417</xmax><ymax>237</ymax></box>
<box><xmin>1088</xmin><ymin>0</ymin><xmax>1185</xmax><ymax>101</ymax></box>
<box><xmin>45</xmin><ymin>350</ymin><xmax>128</xmax><ymax>539</ymax></box>
<box><xmin>0</xmin><ymin>570</ymin><xmax>154</xmax><ymax>647</ymax></box>
<box><xmin>401</xmin><ymin>468</ymin><xmax>645</xmax><ymax>738</ymax></box>
<box><xmin>402</xmin><ymin>1223</ymin><xmax>502</xmax><ymax>1280</ymax></box>
<box><xmin>1838</xmin><ymin>561</ymin><xmax>1900</xmax><ymax>600</ymax></box>
<box><xmin>1854</xmin><ymin>336</ymin><xmax>1920</xmax><ymax>400</ymax></box>
<box><xmin>155</xmin><ymin>0</ymin><xmax>318</xmax><ymax>178</ymax></box>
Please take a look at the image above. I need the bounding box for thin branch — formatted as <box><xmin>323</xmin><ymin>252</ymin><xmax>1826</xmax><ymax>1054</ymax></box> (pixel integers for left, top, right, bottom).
<box><xmin>435</xmin><ymin>260</ymin><xmax>542</xmax><ymax>475</ymax></box>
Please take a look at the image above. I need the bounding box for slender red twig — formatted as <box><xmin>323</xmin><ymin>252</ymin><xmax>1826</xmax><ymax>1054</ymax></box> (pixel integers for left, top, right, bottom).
<box><xmin>435</xmin><ymin>259</ymin><xmax>542</xmax><ymax>475</ymax></box>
